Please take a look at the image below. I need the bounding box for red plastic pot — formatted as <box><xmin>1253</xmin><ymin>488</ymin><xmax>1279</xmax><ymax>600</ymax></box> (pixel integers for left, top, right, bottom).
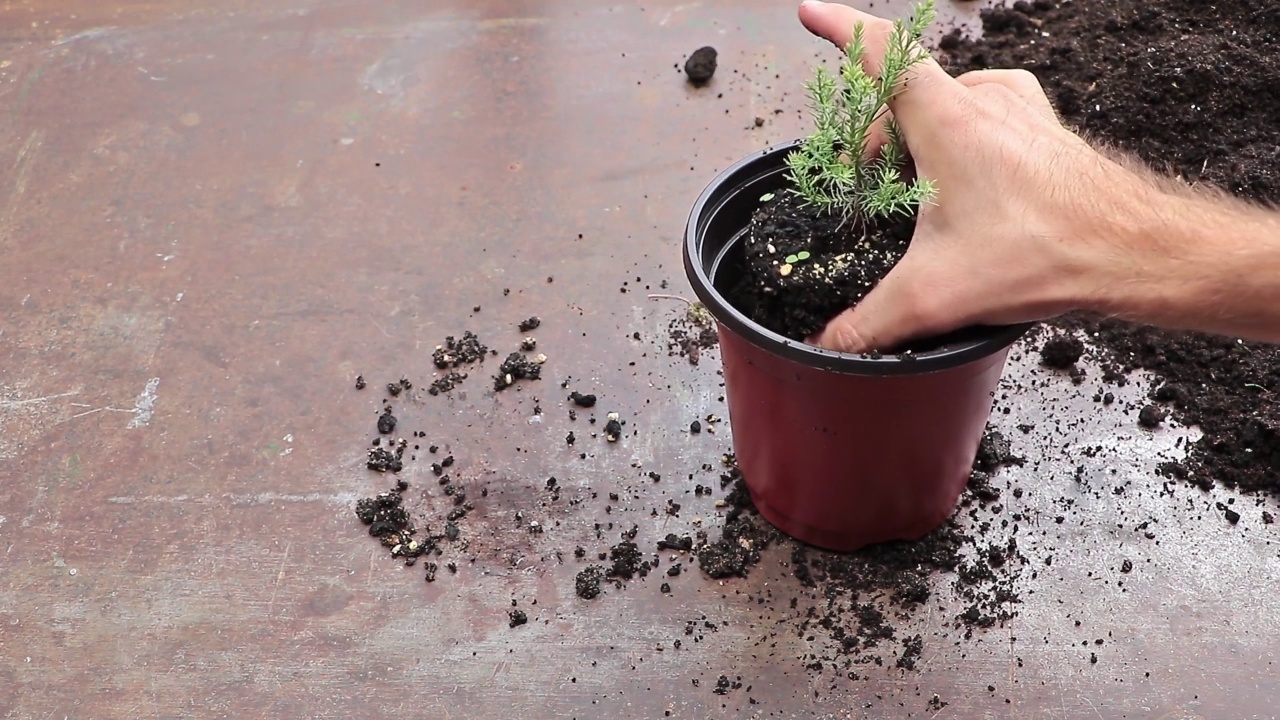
<box><xmin>684</xmin><ymin>141</ymin><xmax>1030</xmax><ymax>552</ymax></box>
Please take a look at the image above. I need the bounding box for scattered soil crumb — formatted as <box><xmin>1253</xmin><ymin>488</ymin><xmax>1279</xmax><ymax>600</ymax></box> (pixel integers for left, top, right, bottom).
<box><xmin>1138</xmin><ymin>404</ymin><xmax>1166</xmax><ymax>429</ymax></box>
<box><xmin>897</xmin><ymin>635</ymin><xmax>924</xmax><ymax>670</ymax></box>
<box><xmin>1040</xmin><ymin>333</ymin><xmax>1084</xmax><ymax>369</ymax></box>
<box><xmin>664</xmin><ymin>302</ymin><xmax>718</xmax><ymax>365</ymax></box>
<box><xmin>494</xmin><ymin>351</ymin><xmax>542</xmax><ymax>391</ymax></box>
<box><xmin>434</xmin><ymin>331</ymin><xmax>488</xmax><ymax>368</ymax></box>
<box><xmin>575</xmin><ymin>566</ymin><xmax>605</xmax><ymax>599</ymax></box>
<box><xmin>684</xmin><ymin>46</ymin><xmax>717</xmax><ymax>85</ymax></box>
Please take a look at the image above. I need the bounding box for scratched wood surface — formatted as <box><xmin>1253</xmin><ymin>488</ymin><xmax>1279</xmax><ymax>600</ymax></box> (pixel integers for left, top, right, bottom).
<box><xmin>2</xmin><ymin>0</ymin><xmax>1278</xmax><ymax>717</ymax></box>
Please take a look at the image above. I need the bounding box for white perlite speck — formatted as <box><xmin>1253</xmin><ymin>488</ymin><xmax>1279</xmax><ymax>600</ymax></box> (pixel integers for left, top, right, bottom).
<box><xmin>126</xmin><ymin>377</ymin><xmax>160</xmax><ymax>429</ymax></box>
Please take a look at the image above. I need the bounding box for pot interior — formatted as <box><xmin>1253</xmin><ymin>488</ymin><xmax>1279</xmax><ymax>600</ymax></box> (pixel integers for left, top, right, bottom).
<box><xmin>686</xmin><ymin>141</ymin><xmax>1032</xmax><ymax>374</ymax></box>
<box><xmin>708</xmin><ymin>223</ymin><xmax>993</xmax><ymax>357</ymax></box>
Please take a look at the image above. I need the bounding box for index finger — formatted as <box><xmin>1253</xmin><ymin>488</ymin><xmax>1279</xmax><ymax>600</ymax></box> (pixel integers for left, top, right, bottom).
<box><xmin>797</xmin><ymin>1</ymin><xmax>969</xmax><ymax>138</ymax></box>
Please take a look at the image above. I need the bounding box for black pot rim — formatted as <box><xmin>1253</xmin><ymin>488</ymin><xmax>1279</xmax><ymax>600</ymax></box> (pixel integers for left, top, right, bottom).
<box><xmin>684</xmin><ymin>140</ymin><xmax>1033</xmax><ymax>376</ymax></box>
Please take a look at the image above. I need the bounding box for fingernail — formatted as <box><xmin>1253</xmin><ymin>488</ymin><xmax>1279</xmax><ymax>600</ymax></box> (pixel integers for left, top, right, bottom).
<box><xmin>800</xmin><ymin>0</ymin><xmax>825</xmax><ymax>7</ymax></box>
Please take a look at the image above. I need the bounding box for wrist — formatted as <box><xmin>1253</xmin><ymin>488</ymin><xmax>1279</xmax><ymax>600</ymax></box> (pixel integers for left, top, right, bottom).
<box><xmin>1053</xmin><ymin>171</ymin><xmax>1174</xmax><ymax>321</ymax></box>
<box><xmin>1085</xmin><ymin>183</ymin><xmax>1280</xmax><ymax>333</ymax></box>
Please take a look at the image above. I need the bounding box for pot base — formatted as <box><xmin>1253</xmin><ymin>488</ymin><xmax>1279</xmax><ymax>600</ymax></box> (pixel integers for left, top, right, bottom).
<box><xmin>747</xmin><ymin>480</ymin><xmax>948</xmax><ymax>553</ymax></box>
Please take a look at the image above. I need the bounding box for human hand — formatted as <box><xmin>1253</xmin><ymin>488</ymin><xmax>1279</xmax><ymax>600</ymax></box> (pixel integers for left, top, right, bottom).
<box><xmin>797</xmin><ymin>0</ymin><xmax>1163</xmax><ymax>353</ymax></box>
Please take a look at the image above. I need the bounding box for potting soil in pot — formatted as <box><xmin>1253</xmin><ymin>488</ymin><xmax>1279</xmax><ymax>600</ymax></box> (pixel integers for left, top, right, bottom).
<box><xmin>728</xmin><ymin>192</ymin><xmax>914</xmax><ymax>342</ymax></box>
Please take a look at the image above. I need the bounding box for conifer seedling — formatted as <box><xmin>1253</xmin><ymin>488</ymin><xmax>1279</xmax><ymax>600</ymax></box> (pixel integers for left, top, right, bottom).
<box><xmin>784</xmin><ymin>0</ymin><xmax>938</xmax><ymax>221</ymax></box>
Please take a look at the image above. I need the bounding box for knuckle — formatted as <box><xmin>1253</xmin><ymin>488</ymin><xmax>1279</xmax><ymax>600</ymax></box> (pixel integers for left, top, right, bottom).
<box><xmin>829</xmin><ymin>322</ymin><xmax>865</xmax><ymax>353</ymax></box>
<box><xmin>820</xmin><ymin>313</ymin><xmax>862</xmax><ymax>351</ymax></box>
<box><xmin>1004</xmin><ymin>68</ymin><xmax>1042</xmax><ymax>89</ymax></box>
<box><xmin>955</xmin><ymin>69</ymin><xmax>998</xmax><ymax>87</ymax></box>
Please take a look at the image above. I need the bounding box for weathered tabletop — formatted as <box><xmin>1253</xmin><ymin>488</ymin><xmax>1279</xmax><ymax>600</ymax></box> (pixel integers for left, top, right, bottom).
<box><xmin>3</xmin><ymin>0</ymin><xmax>1279</xmax><ymax>717</ymax></box>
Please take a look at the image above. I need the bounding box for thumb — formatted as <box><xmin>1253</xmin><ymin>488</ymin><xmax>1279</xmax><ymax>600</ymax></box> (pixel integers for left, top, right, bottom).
<box><xmin>797</xmin><ymin>1</ymin><xmax>968</xmax><ymax>140</ymax></box>
<box><xmin>813</xmin><ymin>257</ymin><xmax>942</xmax><ymax>354</ymax></box>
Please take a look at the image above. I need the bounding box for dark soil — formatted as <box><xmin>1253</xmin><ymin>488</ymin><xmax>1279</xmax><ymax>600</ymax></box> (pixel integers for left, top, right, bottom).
<box><xmin>428</xmin><ymin>371</ymin><xmax>467</xmax><ymax>396</ymax></box>
<box><xmin>355</xmin><ymin>491</ymin><xmax>410</xmax><ymax>537</ymax></box>
<box><xmin>943</xmin><ymin>0</ymin><xmax>1280</xmax><ymax>496</ymax></box>
<box><xmin>896</xmin><ymin>635</ymin><xmax>924</xmax><ymax>670</ymax></box>
<box><xmin>684</xmin><ymin>46</ymin><xmax>717</xmax><ymax>85</ymax></box>
<box><xmin>433</xmin><ymin>331</ymin><xmax>488</xmax><ymax>368</ymax></box>
<box><xmin>603</xmin><ymin>418</ymin><xmax>623</xmax><ymax>442</ymax></box>
<box><xmin>686</xmin><ymin>433</ymin><xmax>1025</xmax><ymax>669</ymax></box>
<box><xmin>494</xmin><ymin>351</ymin><xmax>542</xmax><ymax>391</ymax></box>
<box><xmin>1138</xmin><ymin>404</ymin><xmax>1166</xmax><ymax>429</ymax></box>
<box><xmin>376</xmin><ymin>407</ymin><xmax>397</xmax><ymax>434</ymax></box>
<box><xmin>575</xmin><ymin>566</ymin><xmax>605</xmax><ymax>600</ymax></box>
<box><xmin>974</xmin><ymin>430</ymin><xmax>1024</xmax><ymax>473</ymax></box>
<box><xmin>606</xmin><ymin>541</ymin><xmax>651</xmax><ymax>580</ymax></box>
<box><xmin>662</xmin><ymin>301</ymin><xmax>718</xmax><ymax>365</ymax></box>
<box><xmin>729</xmin><ymin>192</ymin><xmax>914</xmax><ymax>342</ymax></box>
<box><xmin>366</xmin><ymin>439</ymin><xmax>405</xmax><ymax>473</ymax></box>
<box><xmin>696</xmin><ymin>476</ymin><xmax>770</xmax><ymax>578</ymax></box>
<box><xmin>1039</xmin><ymin>333</ymin><xmax>1084</xmax><ymax>369</ymax></box>
<box><xmin>657</xmin><ymin>533</ymin><xmax>694</xmax><ymax>552</ymax></box>
<box><xmin>427</xmin><ymin>331</ymin><xmax>490</xmax><ymax>395</ymax></box>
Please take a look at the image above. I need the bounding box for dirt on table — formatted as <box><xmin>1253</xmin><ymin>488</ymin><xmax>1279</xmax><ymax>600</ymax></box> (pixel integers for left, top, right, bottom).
<box><xmin>659</xmin><ymin>298</ymin><xmax>719</xmax><ymax>365</ymax></box>
<box><xmin>943</xmin><ymin>0</ymin><xmax>1280</xmax><ymax>496</ymax></box>
<box><xmin>684</xmin><ymin>46</ymin><xmax>718</xmax><ymax>85</ymax></box>
<box><xmin>1039</xmin><ymin>332</ymin><xmax>1084</xmax><ymax>369</ymax></box>
<box><xmin>346</xmin><ymin>0</ymin><xmax>1280</xmax><ymax>701</ymax></box>
<box><xmin>692</xmin><ymin>434</ymin><xmax>1025</xmax><ymax>669</ymax></box>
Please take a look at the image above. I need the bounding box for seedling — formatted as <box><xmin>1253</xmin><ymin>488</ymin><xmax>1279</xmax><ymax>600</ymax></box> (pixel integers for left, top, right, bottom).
<box><xmin>784</xmin><ymin>0</ymin><xmax>938</xmax><ymax>220</ymax></box>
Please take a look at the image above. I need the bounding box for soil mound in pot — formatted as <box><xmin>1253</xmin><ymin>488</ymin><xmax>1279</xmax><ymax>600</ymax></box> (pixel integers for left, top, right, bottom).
<box><xmin>728</xmin><ymin>192</ymin><xmax>914</xmax><ymax>342</ymax></box>
<box><xmin>944</xmin><ymin>0</ymin><xmax>1280</xmax><ymax>495</ymax></box>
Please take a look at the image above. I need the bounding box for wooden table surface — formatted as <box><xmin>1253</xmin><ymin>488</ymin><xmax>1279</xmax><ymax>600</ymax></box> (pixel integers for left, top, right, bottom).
<box><xmin>3</xmin><ymin>0</ymin><xmax>1277</xmax><ymax>717</ymax></box>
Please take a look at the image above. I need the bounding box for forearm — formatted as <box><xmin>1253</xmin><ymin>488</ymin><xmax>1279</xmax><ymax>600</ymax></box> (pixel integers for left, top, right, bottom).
<box><xmin>1092</xmin><ymin>188</ymin><xmax>1280</xmax><ymax>343</ymax></box>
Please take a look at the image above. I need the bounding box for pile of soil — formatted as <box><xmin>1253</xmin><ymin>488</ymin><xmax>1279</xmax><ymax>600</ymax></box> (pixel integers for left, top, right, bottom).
<box><xmin>729</xmin><ymin>193</ymin><xmax>914</xmax><ymax>342</ymax></box>
<box><xmin>692</xmin><ymin>432</ymin><xmax>1025</xmax><ymax>669</ymax></box>
<box><xmin>943</xmin><ymin>0</ymin><xmax>1280</xmax><ymax>495</ymax></box>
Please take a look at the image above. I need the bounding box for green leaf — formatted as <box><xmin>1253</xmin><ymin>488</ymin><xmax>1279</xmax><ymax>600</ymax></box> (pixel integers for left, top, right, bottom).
<box><xmin>785</xmin><ymin>254</ymin><xmax>799</xmax><ymax>264</ymax></box>
<box><xmin>759</xmin><ymin>192</ymin><xmax>775</xmax><ymax>202</ymax></box>
<box><xmin>786</xmin><ymin>0</ymin><xmax>937</xmax><ymax>222</ymax></box>
<box><xmin>796</xmin><ymin>251</ymin><xmax>811</xmax><ymax>261</ymax></box>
